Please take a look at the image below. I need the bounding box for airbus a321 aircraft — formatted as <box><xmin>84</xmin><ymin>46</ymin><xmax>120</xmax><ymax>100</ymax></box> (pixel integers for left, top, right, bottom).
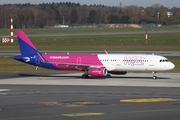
<box><xmin>14</xmin><ymin>30</ymin><xmax>175</xmax><ymax>79</ymax></box>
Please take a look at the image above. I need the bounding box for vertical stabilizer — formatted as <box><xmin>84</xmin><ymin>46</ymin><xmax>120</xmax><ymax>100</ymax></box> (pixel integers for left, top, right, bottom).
<box><xmin>16</xmin><ymin>30</ymin><xmax>38</xmax><ymax>55</ymax></box>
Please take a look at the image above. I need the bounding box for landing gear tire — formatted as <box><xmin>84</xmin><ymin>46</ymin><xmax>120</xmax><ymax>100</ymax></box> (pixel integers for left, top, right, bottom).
<box><xmin>153</xmin><ymin>76</ymin><xmax>157</xmax><ymax>80</ymax></box>
<box><xmin>152</xmin><ymin>72</ymin><xmax>157</xmax><ymax>80</ymax></box>
<box><xmin>82</xmin><ymin>74</ymin><xmax>89</xmax><ymax>79</ymax></box>
<box><xmin>106</xmin><ymin>74</ymin><xmax>111</xmax><ymax>78</ymax></box>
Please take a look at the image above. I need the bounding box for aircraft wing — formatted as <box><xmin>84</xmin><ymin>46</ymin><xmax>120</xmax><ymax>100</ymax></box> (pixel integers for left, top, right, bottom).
<box><xmin>57</xmin><ymin>63</ymin><xmax>105</xmax><ymax>69</ymax></box>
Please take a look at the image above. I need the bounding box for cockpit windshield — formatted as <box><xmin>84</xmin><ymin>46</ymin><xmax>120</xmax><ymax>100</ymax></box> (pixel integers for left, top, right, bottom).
<box><xmin>160</xmin><ymin>59</ymin><xmax>169</xmax><ymax>62</ymax></box>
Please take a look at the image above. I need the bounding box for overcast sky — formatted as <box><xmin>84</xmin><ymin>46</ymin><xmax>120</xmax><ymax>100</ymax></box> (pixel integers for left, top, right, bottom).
<box><xmin>0</xmin><ymin>0</ymin><xmax>179</xmax><ymax>8</ymax></box>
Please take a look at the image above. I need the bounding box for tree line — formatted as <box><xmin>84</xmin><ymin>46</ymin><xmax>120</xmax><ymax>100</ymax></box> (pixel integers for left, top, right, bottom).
<box><xmin>0</xmin><ymin>2</ymin><xmax>180</xmax><ymax>28</ymax></box>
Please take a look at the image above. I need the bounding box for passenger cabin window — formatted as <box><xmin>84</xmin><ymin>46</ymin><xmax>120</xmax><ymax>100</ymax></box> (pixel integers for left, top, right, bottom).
<box><xmin>160</xmin><ymin>59</ymin><xmax>169</xmax><ymax>62</ymax></box>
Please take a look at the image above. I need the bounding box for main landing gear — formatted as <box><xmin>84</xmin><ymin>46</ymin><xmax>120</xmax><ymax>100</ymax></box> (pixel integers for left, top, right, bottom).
<box><xmin>82</xmin><ymin>69</ymin><xmax>89</xmax><ymax>78</ymax></box>
<box><xmin>152</xmin><ymin>71</ymin><xmax>157</xmax><ymax>80</ymax></box>
<box><xmin>82</xmin><ymin>74</ymin><xmax>89</xmax><ymax>78</ymax></box>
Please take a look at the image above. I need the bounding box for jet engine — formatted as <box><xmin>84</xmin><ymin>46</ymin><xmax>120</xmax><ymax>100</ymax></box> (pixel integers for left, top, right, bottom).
<box><xmin>88</xmin><ymin>68</ymin><xmax>107</xmax><ymax>77</ymax></box>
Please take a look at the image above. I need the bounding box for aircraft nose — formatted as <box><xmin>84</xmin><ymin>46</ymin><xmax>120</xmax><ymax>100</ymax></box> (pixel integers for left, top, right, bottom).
<box><xmin>169</xmin><ymin>62</ymin><xmax>175</xmax><ymax>70</ymax></box>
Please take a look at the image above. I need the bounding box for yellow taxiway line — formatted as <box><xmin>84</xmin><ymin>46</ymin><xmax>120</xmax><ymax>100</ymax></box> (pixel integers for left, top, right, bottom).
<box><xmin>39</xmin><ymin>101</ymin><xmax>100</xmax><ymax>107</ymax></box>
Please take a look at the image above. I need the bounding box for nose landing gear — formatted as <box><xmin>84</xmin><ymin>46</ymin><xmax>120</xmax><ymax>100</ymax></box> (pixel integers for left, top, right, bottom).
<box><xmin>152</xmin><ymin>71</ymin><xmax>157</xmax><ymax>80</ymax></box>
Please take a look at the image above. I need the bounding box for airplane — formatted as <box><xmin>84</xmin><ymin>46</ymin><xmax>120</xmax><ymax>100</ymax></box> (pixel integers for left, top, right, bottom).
<box><xmin>14</xmin><ymin>30</ymin><xmax>175</xmax><ymax>79</ymax></box>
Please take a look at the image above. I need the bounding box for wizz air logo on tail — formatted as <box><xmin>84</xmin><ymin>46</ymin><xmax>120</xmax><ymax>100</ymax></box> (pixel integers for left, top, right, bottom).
<box><xmin>123</xmin><ymin>56</ymin><xmax>145</xmax><ymax>66</ymax></box>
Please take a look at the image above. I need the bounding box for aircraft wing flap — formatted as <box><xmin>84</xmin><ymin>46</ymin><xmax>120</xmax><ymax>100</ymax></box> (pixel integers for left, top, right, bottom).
<box><xmin>58</xmin><ymin>63</ymin><xmax>89</xmax><ymax>68</ymax></box>
<box><xmin>57</xmin><ymin>63</ymin><xmax>104</xmax><ymax>69</ymax></box>
<box><xmin>41</xmin><ymin>61</ymin><xmax>105</xmax><ymax>69</ymax></box>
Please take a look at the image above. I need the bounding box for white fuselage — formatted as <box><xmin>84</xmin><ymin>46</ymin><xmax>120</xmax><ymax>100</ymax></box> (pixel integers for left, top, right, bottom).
<box><xmin>98</xmin><ymin>54</ymin><xmax>175</xmax><ymax>72</ymax></box>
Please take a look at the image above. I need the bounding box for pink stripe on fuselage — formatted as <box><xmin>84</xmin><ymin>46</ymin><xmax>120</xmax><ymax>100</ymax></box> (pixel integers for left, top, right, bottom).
<box><xmin>42</xmin><ymin>53</ymin><xmax>103</xmax><ymax>66</ymax></box>
<box><xmin>16</xmin><ymin>30</ymin><xmax>36</xmax><ymax>50</ymax></box>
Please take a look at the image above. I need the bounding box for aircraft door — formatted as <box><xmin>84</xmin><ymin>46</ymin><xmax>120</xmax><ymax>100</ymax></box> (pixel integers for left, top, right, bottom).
<box><xmin>35</xmin><ymin>55</ymin><xmax>40</xmax><ymax>64</ymax></box>
<box><xmin>149</xmin><ymin>57</ymin><xmax>154</xmax><ymax>66</ymax></box>
<box><xmin>77</xmin><ymin>57</ymin><xmax>81</xmax><ymax>64</ymax></box>
<box><xmin>116</xmin><ymin>58</ymin><xmax>121</xmax><ymax>67</ymax></box>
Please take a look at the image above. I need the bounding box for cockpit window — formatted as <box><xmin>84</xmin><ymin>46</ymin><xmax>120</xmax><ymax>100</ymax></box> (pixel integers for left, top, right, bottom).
<box><xmin>160</xmin><ymin>59</ymin><xmax>169</xmax><ymax>62</ymax></box>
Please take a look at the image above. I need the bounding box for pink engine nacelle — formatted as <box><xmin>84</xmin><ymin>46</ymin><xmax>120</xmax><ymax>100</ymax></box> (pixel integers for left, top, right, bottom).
<box><xmin>108</xmin><ymin>71</ymin><xmax>127</xmax><ymax>75</ymax></box>
<box><xmin>88</xmin><ymin>68</ymin><xmax>107</xmax><ymax>77</ymax></box>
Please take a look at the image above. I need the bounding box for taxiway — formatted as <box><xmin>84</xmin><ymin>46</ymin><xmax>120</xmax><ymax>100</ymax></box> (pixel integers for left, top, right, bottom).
<box><xmin>0</xmin><ymin>72</ymin><xmax>180</xmax><ymax>120</ymax></box>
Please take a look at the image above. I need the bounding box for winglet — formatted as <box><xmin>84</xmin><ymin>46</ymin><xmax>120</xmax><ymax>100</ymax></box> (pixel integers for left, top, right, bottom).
<box><xmin>104</xmin><ymin>50</ymin><xmax>108</xmax><ymax>54</ymax></box>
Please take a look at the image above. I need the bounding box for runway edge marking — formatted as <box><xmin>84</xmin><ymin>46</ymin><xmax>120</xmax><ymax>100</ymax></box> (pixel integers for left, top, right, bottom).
<box><xmin>120</xmin><ymin>98</ymin><xmax>180</xmax><ymax>103</ymax></box>
<box><xmin>62</xmin><ymin>112</ymin><xmax>104</xmax><ymax>117</ymax></box>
